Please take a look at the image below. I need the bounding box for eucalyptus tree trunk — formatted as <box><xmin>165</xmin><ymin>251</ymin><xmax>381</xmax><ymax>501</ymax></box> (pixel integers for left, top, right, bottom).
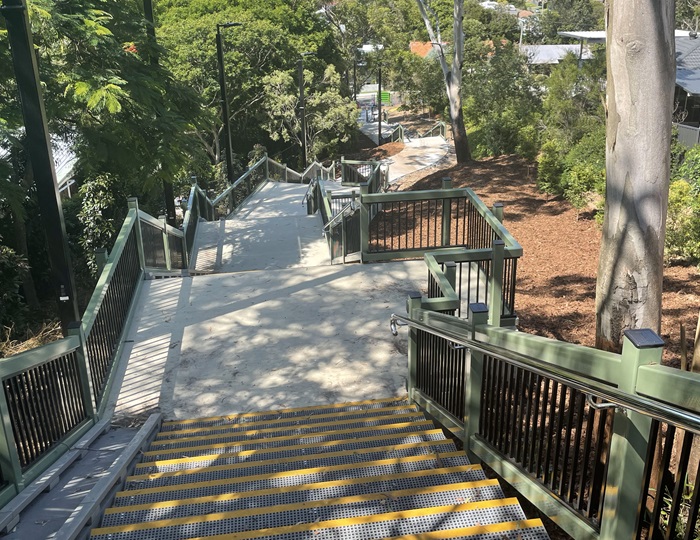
<box><xmin>594</xmin><ymin>1</ymin><xmax>675</xmax><ymax>352</ymax></box>
<box><xmin>415</xmin><ymin>0</ymin><xmax>471</xmax><ymax>163</ymax></box>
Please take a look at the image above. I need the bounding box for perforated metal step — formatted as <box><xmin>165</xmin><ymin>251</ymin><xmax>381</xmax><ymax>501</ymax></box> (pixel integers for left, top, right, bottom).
<box><xmin>159</xmin><ymin>398</ymin><xmax>412</xmax><ymax>432</ymax></box>
<box><xmin>137</xmin><ymin>439</ymin><xmax>457</xmax><ymax>474</ymax></box>
<box><xmin>149</xmin><ymin>417</ymin><xmax>434</xmax><ymax>452</ymax></box>
<box><xmin>101</xmin><ymin>480</ymin><xmax>504</xmax><ymax>527</ymax></box>
<box><xmin>140</xmin><ymin>426</ymin><xmax>446</xmax><ymax>462</ymax></box>
<box><xmin>156</xmin><ymin>404</ymin><xmax>421</xmax><ymax>440</ymax></box>
<box><xmin>93</xmin><ymin>497</ymin><xmax>527</xmax><ymax>540</ymax></box>
<box><xmin>113</xmin><ymin>465</ymin><xmax>487</xmax><ymax>508</ymax></box>
<box><xmin>95</xmin><ymin>399</ymin><xmax>549</xmax><ymax>540</ymax></box>
<box><xmin>125</xmin><ymin>451</ymin><xmax>471</xmax><ymax>490</ymax></box>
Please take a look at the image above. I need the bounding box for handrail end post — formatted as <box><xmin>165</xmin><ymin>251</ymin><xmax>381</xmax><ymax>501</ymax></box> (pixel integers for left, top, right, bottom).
<box><xmin>406</xmin><ymin>292</ymin><xmax>422</xmax><ymax>399</ymax></box>
<box><xmin>599</xmin><ymin>329</ymin><xmax>663</xmax><ymax>540</ymax></box>
<box><xmin>359</xmin><ymin>184</ymin><xmax>369</xmax><ymax>262</ymax></box>
<box><xmin>492</xmin><ymin>202</ymin><xmax>504</xmax><ymax>224</ymax></box>
<box><xmin>66</xmin><ymin>322</ymin><xmax>98</xmax><ymax>421</ymax></box>
<box><xmin>487</xmin><ymin>239</ymin><xmax>505</xmax><ymax>327</ymax></box>
<box><xmin>464</xmin><ymin>302</ymin><xmax>489</xmax><ymax>460</ymax></box>
<box><xmin>127</xmin><ymin>198</ymin><xmax>146</xmax><ymax>270</ymax></box>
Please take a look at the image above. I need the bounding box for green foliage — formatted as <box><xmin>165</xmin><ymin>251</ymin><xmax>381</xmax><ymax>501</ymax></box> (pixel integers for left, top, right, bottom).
<box><xmin>78</xmin><ymin>174</ymin><xmax>118</xmax><ymax>276</ymax></box>
<box><xmin>261</xmin><ymin>65</ymin><xmax>358</xmax><ymax>162</ymax></box>
<box><xmin>0</xmin><ymin>238</ymin><xmax>28</xmax><ymax>331</ymax></box>
<box><xmin>666</xmin><ymin>179</ymin><xmax>700</xmax><ymax>263</ymax></box>
<box><xmin>463</xmin><ymin>41</ymin><xmax>542</xmax><ymax>158</ymax></box>
<box><xmin>537</xmin><ymin>139</ymin><xmax>566</xmax><ymax>193</ymax></box>
<box><xmin>674</xmin><ymin>144</ymin><xmax>700</xmax><ymax>191</ymax></box>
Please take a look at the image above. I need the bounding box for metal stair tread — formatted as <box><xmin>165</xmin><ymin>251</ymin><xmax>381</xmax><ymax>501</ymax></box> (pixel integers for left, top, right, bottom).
<box><xmin>113</xmin><ymin>465</ymin><xmax>488</xmax><ymax>508</ymax></box>
<box><xmin>102</xmin><ymin>479</ymin><xmax>503</xmax><ymax>527</ymax></box>
<box><xmin>122</xmin><ymin>454</ymin><xmax>476</xmax><ymax>494</ymax></box>
<box><xmin>156</xmin><ymin>408</ymin><xmax>426</xmax><ymax>440</ymax></box>
<box><xmin>150</xmin><ymin>414</ymin><xmax>428</xmax><ymax>447</ymax></box>
<box><xmin>142</xmin><ymin>425</ymin><xmax>444</xmax><ymax>460</ymax></box>
<box><xmin>91</xmin><ymin>498</ymin><xmax>526</xmax><ymax>539</ymax></box>
<box><xmin>136</xmin><ymin>439</ymin><xmax>458</xmax><ymax>474</ymax></box>
<box><xmin>378</xmin><ymin>519</ymin><xmax>548</xmax><ymax>539</ymax></box>
<box><xmin>158</xmin><ymin>405</ymin><xmax>420</xmax><ymax>438</ymax></box>
<box><xmin>160</xmin><ymin>397</ymin><xmax>412</xmax><ymax>431</ymax></box>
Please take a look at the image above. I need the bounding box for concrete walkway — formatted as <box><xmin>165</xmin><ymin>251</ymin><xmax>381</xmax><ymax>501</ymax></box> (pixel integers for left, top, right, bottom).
<box><xmin>113</xmin><ymin>261</ymin><xmax>424</xmax><ymax>421</ymax></box>
<box><xmin>357</xmin><ymin>111</ymin><xmax>452</xmax><ymax>184</ymax></box>
<box><xmin>191</xmin><ymin>182</ymin><xmax>329</xmax><ymax>273</ymax></box>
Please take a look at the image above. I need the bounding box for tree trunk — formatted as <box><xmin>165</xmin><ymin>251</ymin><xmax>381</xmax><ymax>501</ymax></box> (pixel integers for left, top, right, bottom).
<box><xmin>415</xmin><ymin>0</ymin><xmax>471</xmax><ymax>163</ymax></box>
<box><xmin>595</xmin><ymin>1</ymin><xmax>675</xmax><ymax>352</ymax></box>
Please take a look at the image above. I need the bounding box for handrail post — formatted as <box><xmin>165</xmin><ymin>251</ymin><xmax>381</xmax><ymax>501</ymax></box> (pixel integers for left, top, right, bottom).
<box><xmin>464</xmin><ymin>303</ymin><xmax>489</xmax><ymax>460</ymax></box>
<box><xmin>264</xmin><ymin>153</ymin><xmax>269</xmax><ymax>180</ymax></box>
<box><xmin>283</xmin><ymin>163</ymin><xmax>288</xmax><ymax>183</ymax></box>
<box><xmin>444</xmin><ymin>262</ymin><xmax>457</xmax><ymax>315</ymax></box>
<box><xmin>492</xmin><ymin>202</ymin><xmax>504</xmax><ymax>224</ymax></box>
<box><xmin>0</xmin><ymin>378</ymin><xmax>23</xmax><ymax>492</ymax></box>
<box><xmin>441</xmin><ymin>177</ymin><xmax>452</xmax><ymax>247</ymax></box>
<box><xmin>127</xmin><ymin>198</ymin><xmax>146</xmax><ymax>270</ymax></box>
<box><xmin>406</xmin><ymin>292</ymin><xmax>422</xmax><ymax>399</ymax></box>
<box><xmin>160</xmin><ymin>215</ymin><xmax>172</xmax><ymax>271</ymax></box>
<box><xmin>488</xmin><ymin>239</ymin><xmax>505</xmax><ymax>326</ymax></box>
<box><xmin>95</xmin><ymin>248</ymin><xmax>109</xmax><ymax>276</ymax></box>
<box><xmin>360</xmin><ymin>184</ymin><xmax>369</xmax><ymax>262</ymax></box>
<box><xmin>599</xmin><ymin>329</ymin><xmax>663</xmax><ymax>540</ymax></box>
<box><xmin>66</xmin><ymin>322</ymin><xmax>97</xmax><ymax>421</ymax></box>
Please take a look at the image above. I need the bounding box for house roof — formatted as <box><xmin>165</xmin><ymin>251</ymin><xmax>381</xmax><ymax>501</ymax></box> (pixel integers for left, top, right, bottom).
<box><xmin>677</xmin><ymin>35</ymin><xmax>700</xmax><ymax>95</ymax></box>
<box><xmin>409</xmin><ymin>41</ymin><xmax>434</xmax><ymax>58</ymax></box>
<box><xmin>521</xmin><ymin>44</ymin><xmax>592</xmax><ymax>64</ymax></box>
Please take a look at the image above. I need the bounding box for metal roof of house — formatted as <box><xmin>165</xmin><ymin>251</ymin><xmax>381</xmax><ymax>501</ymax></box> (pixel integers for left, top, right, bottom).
<box><xmin>521</xmin><ymin>44</ymin><xmax>592</xmax><ymax>64</ymax></box>
<box><xmin>676</xmin><ymin>35</ymin><xmax>700</xmax><ymax>95</ymax></box>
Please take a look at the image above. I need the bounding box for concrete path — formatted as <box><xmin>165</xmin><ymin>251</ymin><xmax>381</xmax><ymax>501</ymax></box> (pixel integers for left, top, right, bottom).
<box><xmin>191</xmin><ymin>182</ymin><xmax>329</xmax><ymax>273</ymax></box>
<box><xmin>113</xmin><ymin>261</ymin><xmax>424</xmax><ymax>421</ymax></box>
<box><xmin>386</xmin><ymin>136</ymin><xmax>452</xmax><ymax>183</ymax></box>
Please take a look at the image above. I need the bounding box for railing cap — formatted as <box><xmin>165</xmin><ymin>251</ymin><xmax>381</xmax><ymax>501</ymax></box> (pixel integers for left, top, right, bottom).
<box><xmin>469</xmin><ymin>302</ymin><xmax>489</xmax><ymax>314</ymax></box>
<box><xmin>623</xmin><ymin>329</ymin><xmax>664</xmax><ymax>349</ymax></box>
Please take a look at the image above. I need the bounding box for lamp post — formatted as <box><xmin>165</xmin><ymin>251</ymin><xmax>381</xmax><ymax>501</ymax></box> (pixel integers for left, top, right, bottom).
<box><xmin>297</xmin><ymin>52</ymin><xmax>315</xmax><ymax>169</ymax></box>
<box><xmin>216</xmin><ymin>22</ymin><xmax>241</xmax><ymax>185</ymax></box>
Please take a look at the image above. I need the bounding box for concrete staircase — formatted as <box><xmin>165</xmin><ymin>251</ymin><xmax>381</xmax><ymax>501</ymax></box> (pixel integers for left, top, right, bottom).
<box><xmin>90</xmin><ymin>398</ymin><xmax>549</xmax><ymax>539</ymax></box>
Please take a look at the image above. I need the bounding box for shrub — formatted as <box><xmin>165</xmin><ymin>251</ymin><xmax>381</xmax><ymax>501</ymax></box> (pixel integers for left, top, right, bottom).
<box><xmin>537</xmin><ymin>139</ymin><xmax>566</xmax><ymax>193</ymax></box>
<box><xmin>0</xmin><ymin>240</ymin><xmax>29</xmax><ymax>331</ymax></box>
<box><xmin>674</xmin><ymin>144</ymin><xmax>700</xmax><ymax>191</ymax></box>
<box><xmin>666</xmin><ymin>179</ymin><xmax>700</xmax><ymax>263</ymax></box>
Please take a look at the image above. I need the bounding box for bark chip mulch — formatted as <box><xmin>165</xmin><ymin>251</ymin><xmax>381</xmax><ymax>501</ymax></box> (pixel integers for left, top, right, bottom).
<box><xmin>395</xmin><ymin>154</ymin><xmax>700</xmax><ymax>366</ymax></box>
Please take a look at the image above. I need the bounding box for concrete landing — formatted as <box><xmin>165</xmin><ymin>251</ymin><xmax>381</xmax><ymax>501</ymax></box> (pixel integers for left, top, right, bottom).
<box><xmin>191</xmin><ymin>182</ymin><xmax>329</xmax><ymax>273</ymax></box>
<box><xmin>112</xmin><ymin>261</ymin><xmax>425</xmax><ymax>422</ymax></box>
<box><xmin>386</xmin><ymin>136</ymin><xmax>452</xmax><ymax>183</ymax></box>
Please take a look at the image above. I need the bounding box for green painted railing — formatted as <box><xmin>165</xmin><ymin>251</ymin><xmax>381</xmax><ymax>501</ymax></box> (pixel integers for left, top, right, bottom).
<box><xmin>0</xmin><ymin>198</ymin><xmax>179</xmax><ymax>508</ymax></box>
<box><xmin>420</xmin><ymin>120</ymin><xmax>447</xmax><ymax>139</ymax></box>
<box><xmin>393</xmin><ymin>258</ymin><xmax>700</xmax><ymax>540</ymax></box>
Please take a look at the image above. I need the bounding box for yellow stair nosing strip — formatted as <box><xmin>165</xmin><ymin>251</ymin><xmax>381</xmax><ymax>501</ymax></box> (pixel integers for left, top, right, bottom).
<box><xmin>122</xmin><ymin>453</ymin><xmax>472</xmax><ymax>495</ymax></box>
<box><xmin>156</xmin><ymin>409</ymin><xmax>423</xmax><ymax>439</ymax></box>
<box><xmin>106</xmin><ymin>478</ymin><xmax>500</xmax><ymax>515</ymax></box>
<box><xmin>143</xmin><ymin>423</ymin><xmax>437</xmax><ymax>457</ymax></box>
<box><xmin>136</xmin><ymin>439</ymin><xmax>455</xmax><ymax>471</ymax></box>
<box><xmin>157</xmin><ymin>405</ymin><xmax>420</xmax><ymax>437</ymax></box>
<box><xmin>93</xmin><ymin>497</ymin><xmax>520</xmax><ymax>536</ymax></box>
<box><xmin>114</xmin><ymin>464</ymin><xmax>482</xmax><ymax>501</ymax></box>
<box><xmin>152</xmin><ymin>413</ymin><xmax>425</xmax><ymax>446</ymax></box>
<box><xmin>128</xmin><ymin>450</ymin><xmax>466</xmax><ymax>482</ymax></box>
<box><xmin>380</xmin><ymin>519</ymin><xmax>546</xmax><ymax>540</ymax></box>
<box><xmin>162</xmin><ymin>397</ymin><xmax>410</xmax><ymax>427</ymax></box>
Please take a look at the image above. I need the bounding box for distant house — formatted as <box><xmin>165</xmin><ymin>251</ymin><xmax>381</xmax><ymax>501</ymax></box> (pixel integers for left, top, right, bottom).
<box><xmin>675</xmin><ymin>32</ymin><xmax>700</xmax><ymax>125</ymax></box>
<box><xmin>409</xmin><ymin>41</ymin><xmax>443</xmax><ymax>60</ymax></box>
<box><xmin>521</xmin><ymin>44</ymin><xmax>593</xmax><ymax>65</ymax></box>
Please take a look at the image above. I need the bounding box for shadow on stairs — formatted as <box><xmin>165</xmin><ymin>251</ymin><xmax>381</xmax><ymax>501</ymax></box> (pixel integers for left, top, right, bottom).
<box><xmin>91</xmin><ymin>398</ymin><xmax>549</xmax><ymax>539</ymax></box>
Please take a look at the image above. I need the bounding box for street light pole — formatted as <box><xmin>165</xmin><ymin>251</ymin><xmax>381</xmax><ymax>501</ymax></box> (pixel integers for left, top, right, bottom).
<box><xmin>298</xmin><ymin>52</ymin><xmax>315</xmax><ymax>169</ymax></box>
<box><xmin>377</xmin><ymin>64</ymin><xmax>382</xmax><ymax>147</ymax></box>
<box><xmin>216</xmin><ymin>22</ymin><xmax>241</xmax><ymax>185</ymax></box>
<box><xmin>1</xmin><ymin>0</ymin><xmax>79</xmax><ymax>333</ymax></box>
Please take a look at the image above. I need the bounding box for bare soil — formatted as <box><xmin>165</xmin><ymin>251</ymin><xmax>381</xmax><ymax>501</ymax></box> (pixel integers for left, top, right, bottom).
<box><xmin>394</xmin><ymin>154</ymin><xmax>700</xmax><ymax>366</ymax></box>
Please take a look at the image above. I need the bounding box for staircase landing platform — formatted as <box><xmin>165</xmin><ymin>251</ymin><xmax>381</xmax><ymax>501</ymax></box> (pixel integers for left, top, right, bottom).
<box><xmin>112</xmin><ymin>261</ymin><xmax>426</xmax><ymax>423</ymax></box>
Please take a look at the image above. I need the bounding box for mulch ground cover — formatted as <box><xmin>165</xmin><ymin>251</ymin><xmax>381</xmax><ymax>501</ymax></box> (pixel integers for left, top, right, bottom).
<box><xmin>394</xmin><ymin>154</ymin><xmax>700</xmax><ymax>366</ymax></box>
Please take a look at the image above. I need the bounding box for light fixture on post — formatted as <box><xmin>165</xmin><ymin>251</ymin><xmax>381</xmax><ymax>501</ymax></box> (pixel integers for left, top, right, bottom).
<box><xmin>298</xmin><ymin>51</ymin><xmax>315</xmax><ymax>169</ymax></box>
<box><xmin>216</xmin><ymin>21</ymin><xmax>242</xmax><ymax>185</ymax></box>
